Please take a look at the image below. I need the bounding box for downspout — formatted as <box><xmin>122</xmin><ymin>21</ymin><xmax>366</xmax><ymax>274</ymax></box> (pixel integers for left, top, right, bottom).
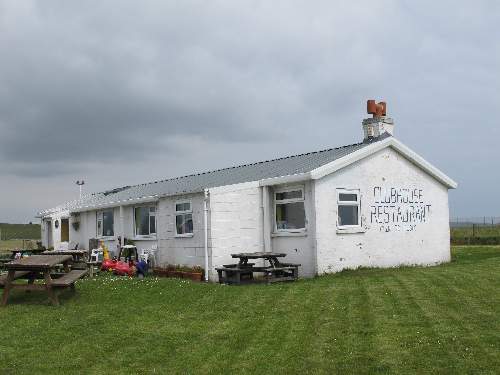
<box><xmin>119</xmin><ymin>205</ymin><xmax>125</xmax><ymax>248</ymax></box>
<box><xmin>262</xmin><ymin>186</ymin><xmax>272</xmax><ymax>253</ymax></box>
<box><xmin>203</xmin><ymin>189</ymin><xmax>209</xmax><ymax>282</ymax></box>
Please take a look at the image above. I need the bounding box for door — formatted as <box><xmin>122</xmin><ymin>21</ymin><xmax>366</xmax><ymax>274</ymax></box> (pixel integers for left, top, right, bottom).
<box><xmin>46</xmin><ymin>221</ymin><xmax>53</xmax><ymax>248</ymax></box>
<box><xmin>61</xmin><ymin>219</ymin><xmax>69</xmax><ymax>242</ymax></box>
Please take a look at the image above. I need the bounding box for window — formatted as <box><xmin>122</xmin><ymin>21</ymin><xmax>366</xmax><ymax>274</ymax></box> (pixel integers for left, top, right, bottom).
<box><xmin>97</xmin><ymin>210</ymin><xmax>114</xmax><ymax>237</ymax></box>
<box><xmin>134</xmin><ymin>206</ymin><xmax>156</xmax><ymax>236</ymax></box>
<box><xmin>175</xmin><ymin>201</ymin><xmax>193</xmax><ymax>236</ymax></box>
<box><xmin>275</xmin><ymin>187</ymin><xmax>306</xmax><ymax>231</ymax></box>
<box><xmin>337</xmin><ymin>189</ymin><xmax>360</xmax><ymax>228</ymax></box>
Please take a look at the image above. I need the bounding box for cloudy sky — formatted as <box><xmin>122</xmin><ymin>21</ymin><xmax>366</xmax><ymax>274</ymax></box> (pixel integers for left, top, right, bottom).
<box><xmin>0</xmin><ymin>1</ymin><xmax>499</xmax><ymax>223</ymax></box>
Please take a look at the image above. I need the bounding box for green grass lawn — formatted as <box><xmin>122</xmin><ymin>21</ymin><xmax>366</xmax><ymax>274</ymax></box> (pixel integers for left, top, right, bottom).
<box><xmin>0</xmin><ymin>246</ymin><xmax>499</xmax><ymax>374</ymax></box>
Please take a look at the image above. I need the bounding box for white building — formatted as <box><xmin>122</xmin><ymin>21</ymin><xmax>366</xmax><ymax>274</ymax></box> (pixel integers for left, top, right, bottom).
<box><xmin>38</xmin><ymin>102</ymin><xmax>457</xmax><ymax>281</ymax></box>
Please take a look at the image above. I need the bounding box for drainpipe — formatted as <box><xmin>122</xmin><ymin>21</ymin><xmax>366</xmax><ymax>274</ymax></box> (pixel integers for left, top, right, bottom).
<box><xmin>119</xmin><ymin>205</ymin><xmax>124</xmax><ymax>248</ymax></box>
<box><xmin>262</xmin><ymin>186</ymin><xmax>272</xmax><ymax>253</ymax></box>
<box><xmin>203</xmin><ymin>189</ymin><xmax>209</xmax><ymax>282</ymax></box>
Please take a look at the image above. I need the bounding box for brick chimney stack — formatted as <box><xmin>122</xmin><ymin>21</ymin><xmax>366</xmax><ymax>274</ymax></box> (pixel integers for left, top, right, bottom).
<box><xmin>362</xmin><ymin>99</ymin><xmax>394</xmax><ymax>140</ymax></box>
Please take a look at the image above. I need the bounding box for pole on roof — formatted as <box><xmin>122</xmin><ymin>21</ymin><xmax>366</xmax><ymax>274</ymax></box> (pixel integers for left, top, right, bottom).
<box><xmin>76</xmin><ymin>180</ymin><xmax>85</xmax><ymax>199</ymax></box>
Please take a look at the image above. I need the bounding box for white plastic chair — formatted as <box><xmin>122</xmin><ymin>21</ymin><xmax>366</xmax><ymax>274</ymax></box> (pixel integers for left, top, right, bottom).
<box><xmin>90</xmin><ymin>248</ymin><xmax>103</xmax><ymax>262</ymax></box>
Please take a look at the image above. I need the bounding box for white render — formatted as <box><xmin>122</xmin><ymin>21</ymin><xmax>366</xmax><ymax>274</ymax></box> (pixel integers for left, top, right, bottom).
<box><xmin>39</xmin><ymin>131</ymin><xmax>457</xmax><ymax>281</ymax></box>
<box><xmin>208</xmin><ymin>182</ymin><xmax>263</xmax><ymax>281</ymax></box>
<box><xmin>314</xmin><ymin>147</ymin><xmax>451</xmax><ymax>273</ymax></box>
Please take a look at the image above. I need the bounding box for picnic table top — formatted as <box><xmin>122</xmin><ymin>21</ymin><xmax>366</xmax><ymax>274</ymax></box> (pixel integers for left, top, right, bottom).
<box><xmin>42</xmin><ymin>250</ymin><xmax>87</xmax><ymax>256</ymax></box>
<box><xmin>9</xmin><ymin>248</ymin><xmax>45</xmax><ymax>254</ymax></box>
<box><xmin>231</xmin><ymin>252</ymin><xmax>287</xmax><ymax>259</ymax></box>
<box><xmin>5</xmin><ymin>255</ymin><xmax>73</xmax><ymax>270</ymax></box>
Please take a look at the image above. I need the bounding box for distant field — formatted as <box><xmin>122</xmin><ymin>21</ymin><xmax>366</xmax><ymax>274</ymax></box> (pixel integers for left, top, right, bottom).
<box><xmin>0</xmin><ymin>224</ymin><xmax>40</xmax><ymax>255</ymax></box>
<box><xmin>0</xmin><ymin>223</ymin><xmax>40</xmax><ymax>240</ymax></box>
<box><xmin>451</xmin><ymin>224</ymin><xmax>500</xmax><ymax>238</ymax></box>
<box><xmin>450</xmin><ymin>224</ymin><xmax>500</xmax><ymax>245</ymax></box>
<box><xmin>0</xmin><ymin>239</ymin><xmax>28</xmax><ymax>255</ymax></box>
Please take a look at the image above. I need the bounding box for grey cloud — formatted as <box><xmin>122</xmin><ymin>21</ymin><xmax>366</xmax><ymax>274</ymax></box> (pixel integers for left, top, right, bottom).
<box><xmin>0</xmin><ymin>0</ymin><xmax>499</xmax><ymax>222</ymax></box>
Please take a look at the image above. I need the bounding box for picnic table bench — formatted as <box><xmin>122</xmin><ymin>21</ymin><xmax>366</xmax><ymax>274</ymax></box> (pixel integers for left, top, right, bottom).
<box><xmin>1</xmin><ymin>255</ymin><xmax>87</xmax><ymax>306</ymax></box>
<box><xmin>216</xmin><ymin>252</ymin><xmax>300</xmax><ymax>285</ymax></box>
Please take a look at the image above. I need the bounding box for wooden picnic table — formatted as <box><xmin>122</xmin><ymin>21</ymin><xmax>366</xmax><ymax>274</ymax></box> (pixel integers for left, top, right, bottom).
<box><xmin>0</xmin><ymin>255</ymin><xmax>87</xmax><ymax>306</ymax></box>
<box><xmin>42</xmin><ymin>249</ymin><xmax>87</xmax><ymax>261</ymax></box>
<box><xmin>217</xmin><ymin>252</ymin><xmax>300</xmax><ymax>285</ymax></box>
<box><xmin>43</xmin><ymin>250</ymin><xmax>88</xmax><ymax>270</ymax></box>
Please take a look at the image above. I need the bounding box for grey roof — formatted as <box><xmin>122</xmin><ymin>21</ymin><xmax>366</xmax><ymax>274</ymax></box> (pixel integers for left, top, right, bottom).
<box><xmin>38</xmin><ymin>134</ymin><xmax>389</xmax><ymax>217</ymax></box>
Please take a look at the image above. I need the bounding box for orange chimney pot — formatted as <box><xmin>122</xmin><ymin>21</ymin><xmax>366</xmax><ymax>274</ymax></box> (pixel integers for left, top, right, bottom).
<box><xmin>367</xmin><ymin>100</ymin><xmax>386</xmax><ymax>118</ymax></box>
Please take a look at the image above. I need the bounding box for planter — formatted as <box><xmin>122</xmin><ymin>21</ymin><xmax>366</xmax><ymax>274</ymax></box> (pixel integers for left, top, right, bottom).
<box><xmin>188</xmin><ymin>272</ymin><xmax>203</xmax><ymax>282</ymax></box>
<box><xmin>153</xmin><ymin>267</ymin><xmax>204</xmax><ymax>281</ymax></box>
<box><xmin>153</xmin><ymin>268</ymin><xmax>168</xmax><ymax>277</ymax></box>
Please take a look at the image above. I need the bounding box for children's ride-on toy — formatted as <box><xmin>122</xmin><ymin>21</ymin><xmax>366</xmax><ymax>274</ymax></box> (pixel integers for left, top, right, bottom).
<box><xmin>102</xmin><ymin>245</ymin><xmax>148</xmax><ymax>277</ymax></box>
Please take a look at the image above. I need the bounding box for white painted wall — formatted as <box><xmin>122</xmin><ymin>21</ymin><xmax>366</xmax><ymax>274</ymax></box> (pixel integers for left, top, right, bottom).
<box><xmin>61</xmin><ymin>205</ymin><xmax>158</xmax><ymax>255</ymax></box>
<box><xmin>269</xmin><ymin>181</ymin><xmax>316</xmax><ymax>277</ymax></box>
<box><xmin>209</xmin><ymin>182</ymin><xmax>263</xmax><ymax>281</ymax></box>
<box><xmin>41</xmin><ymin>211</ymin><xmax>69</xmax><ymax>249</ymax></box>
<box><xmin>156</xmin><ymin>192</ymin><xmax>207</xmax><ymax>268</ymax></box>
<box><xmin>314</xmin><ymin>146</ymin><xmax>451</xmax><ymax>273</ymax></box>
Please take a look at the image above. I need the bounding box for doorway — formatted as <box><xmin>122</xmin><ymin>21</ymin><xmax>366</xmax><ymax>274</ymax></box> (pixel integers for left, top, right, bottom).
<box><xmin>46</xmin><ymin>221</ymin><xmax>53</xmax><ymax>248</ymax></box>
<box><xmin>61</xmin><ymin>218</ymin><xmax>69</xmax><ymax>242</ymax></box>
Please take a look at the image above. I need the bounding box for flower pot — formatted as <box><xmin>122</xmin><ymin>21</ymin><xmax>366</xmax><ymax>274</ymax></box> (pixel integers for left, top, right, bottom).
<box><xmin>189</xmin><ymin>272</ymin><xmax>203</xmax><ymax>282</ymax></box>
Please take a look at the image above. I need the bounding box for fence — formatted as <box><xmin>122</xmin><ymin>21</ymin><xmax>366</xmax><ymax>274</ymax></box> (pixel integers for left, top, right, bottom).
<box><xmin>450</xmin><ymin>217</ymin><xmax>500</xmax><ymax>245</ymax></box>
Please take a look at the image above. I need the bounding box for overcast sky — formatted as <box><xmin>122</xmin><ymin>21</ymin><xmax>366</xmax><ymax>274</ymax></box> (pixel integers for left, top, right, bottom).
<box><xmin>0</xmin><ymin>1</ymin><xmax>499</xmax><ymax>223</ymax></box>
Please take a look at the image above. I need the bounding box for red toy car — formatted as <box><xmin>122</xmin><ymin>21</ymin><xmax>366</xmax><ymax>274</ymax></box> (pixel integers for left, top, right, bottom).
<box><xmin>101</xmin><ymin>258</ymin><xmax>117</xmax><ymax>271</ymax></box>
<box><xmin>113</xmin><ymin>260</ymin><xmax>137</xmax><ymax>276</ymax></box>
<box><xmin>101</xmin><ymin>245</ymin><xmax>148</xmax><ymax>277</ymax></box>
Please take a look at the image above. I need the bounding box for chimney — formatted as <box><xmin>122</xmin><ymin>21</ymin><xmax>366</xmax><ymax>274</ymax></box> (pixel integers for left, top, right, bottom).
<box><xmin>362</xmin><ymin>99</ymin><xmax>394</xmax><ymax>140</ymax></box>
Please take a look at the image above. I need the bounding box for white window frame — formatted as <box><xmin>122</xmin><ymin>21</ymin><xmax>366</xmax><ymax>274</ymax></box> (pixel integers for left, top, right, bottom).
<box><xmin>134</xmin><ymin>205</ymin><xmax>157</xmax><ymax>238</ymax></box>
<box><xmin>337</xmin><ymin>189</ymin><xmax>361</xmax><ymax>229</ymax></box>
<box><xmin>175</xmin><ymin>201</ymin><xmax>193</xmax><ymax>237</ymax></box>
<box><xmin>96</xmin><ymin>210</ymin><xmax>114</xmax><ymax>238</ymax></box>
<box><xmin>274</xmin><ymin>186</ymin><xmax>306</xmax><ymax>233</ymax></box>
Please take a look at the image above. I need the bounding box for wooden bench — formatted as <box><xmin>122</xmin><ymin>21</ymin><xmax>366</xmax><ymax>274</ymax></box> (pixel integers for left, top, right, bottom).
<box><xmin>215</xmin><ymin>266</ymin><xmax>254</xmax><ymax>284</ymax></box>
<box><xmin>0</xmin><ymin>271</ymin><xmax>33</xmax><ymax>288</ymax></box>
<box><xmin>263</xmin><ymin>265</ymin><xmax>300</xmax><ymax>284</ymax></box>
<box><xmin>51</xmin><ymin>269</ymin><xmax>88</xmax><ymax>288</ymax></box>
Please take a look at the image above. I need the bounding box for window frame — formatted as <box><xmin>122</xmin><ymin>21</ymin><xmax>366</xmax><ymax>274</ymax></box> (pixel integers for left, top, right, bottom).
<box><xmin>134</xmin><ymin>205</ymin><xmax>157</xmax><ymax>238</ymax></box>
<box><xmin>96</xmin><ymin>209</ymin><xmax>114</xmax><ymax>238</ymax></box>
<box><xmin>274</xmin><ymin>186</ymin><xmax>306</xmax><ymax>233</ymax></box>
<box><xmin>337</xmin><ymin>188</ymin><xmax>361</xmax><ymax>229</ymax></box>
<box><xmin>175</xmin><ymin>200</ymin><xmax>194</xmax><ymax>237</ymax></box>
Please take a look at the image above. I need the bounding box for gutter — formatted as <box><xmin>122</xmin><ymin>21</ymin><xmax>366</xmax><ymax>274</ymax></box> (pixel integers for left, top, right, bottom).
<box><xmin>69</xmin><ymin>195</ymin><xmax>161</xmax><ymax>214</ymax></box>
<box><xmin>259</xmin><ymin>172</ymin><xmax>311</xmax><ymax>187</ymax></box>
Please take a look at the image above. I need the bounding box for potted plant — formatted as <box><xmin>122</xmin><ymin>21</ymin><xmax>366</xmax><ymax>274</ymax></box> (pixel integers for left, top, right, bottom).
<box><xmin>166</xmin><ymin>264</ymin><xmax>176</xmax><ymax>277</ymax></box>
<box><xmin>189</xmin><ymin>266</ymin><xmax>204</xmax><ymax>281</ymax></box>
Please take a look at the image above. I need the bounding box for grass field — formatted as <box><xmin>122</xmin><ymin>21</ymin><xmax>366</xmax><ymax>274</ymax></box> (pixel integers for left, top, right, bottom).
<box><xmin>451</xmin><ymin>224</ymin><xmax>500</xmax><ymax>238</ymax></box>
<box><xmin>0</xmin><ymin>246</ymin><xmax>499</xmax><ymax>374</ymax></box>
<box><xmin>0</xmin><ymin>239</ymin><xmax>31</xmax><ymax>254</ymax></box>
<box><xmin>0</xmin><ymin>223</ymin><xmax>41</xmax><ymax>256</ymax></box>
<box><xmin>0</xmin><ymin>223</ymin><xmax>40</xmax><ymax>241</ymax></box>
